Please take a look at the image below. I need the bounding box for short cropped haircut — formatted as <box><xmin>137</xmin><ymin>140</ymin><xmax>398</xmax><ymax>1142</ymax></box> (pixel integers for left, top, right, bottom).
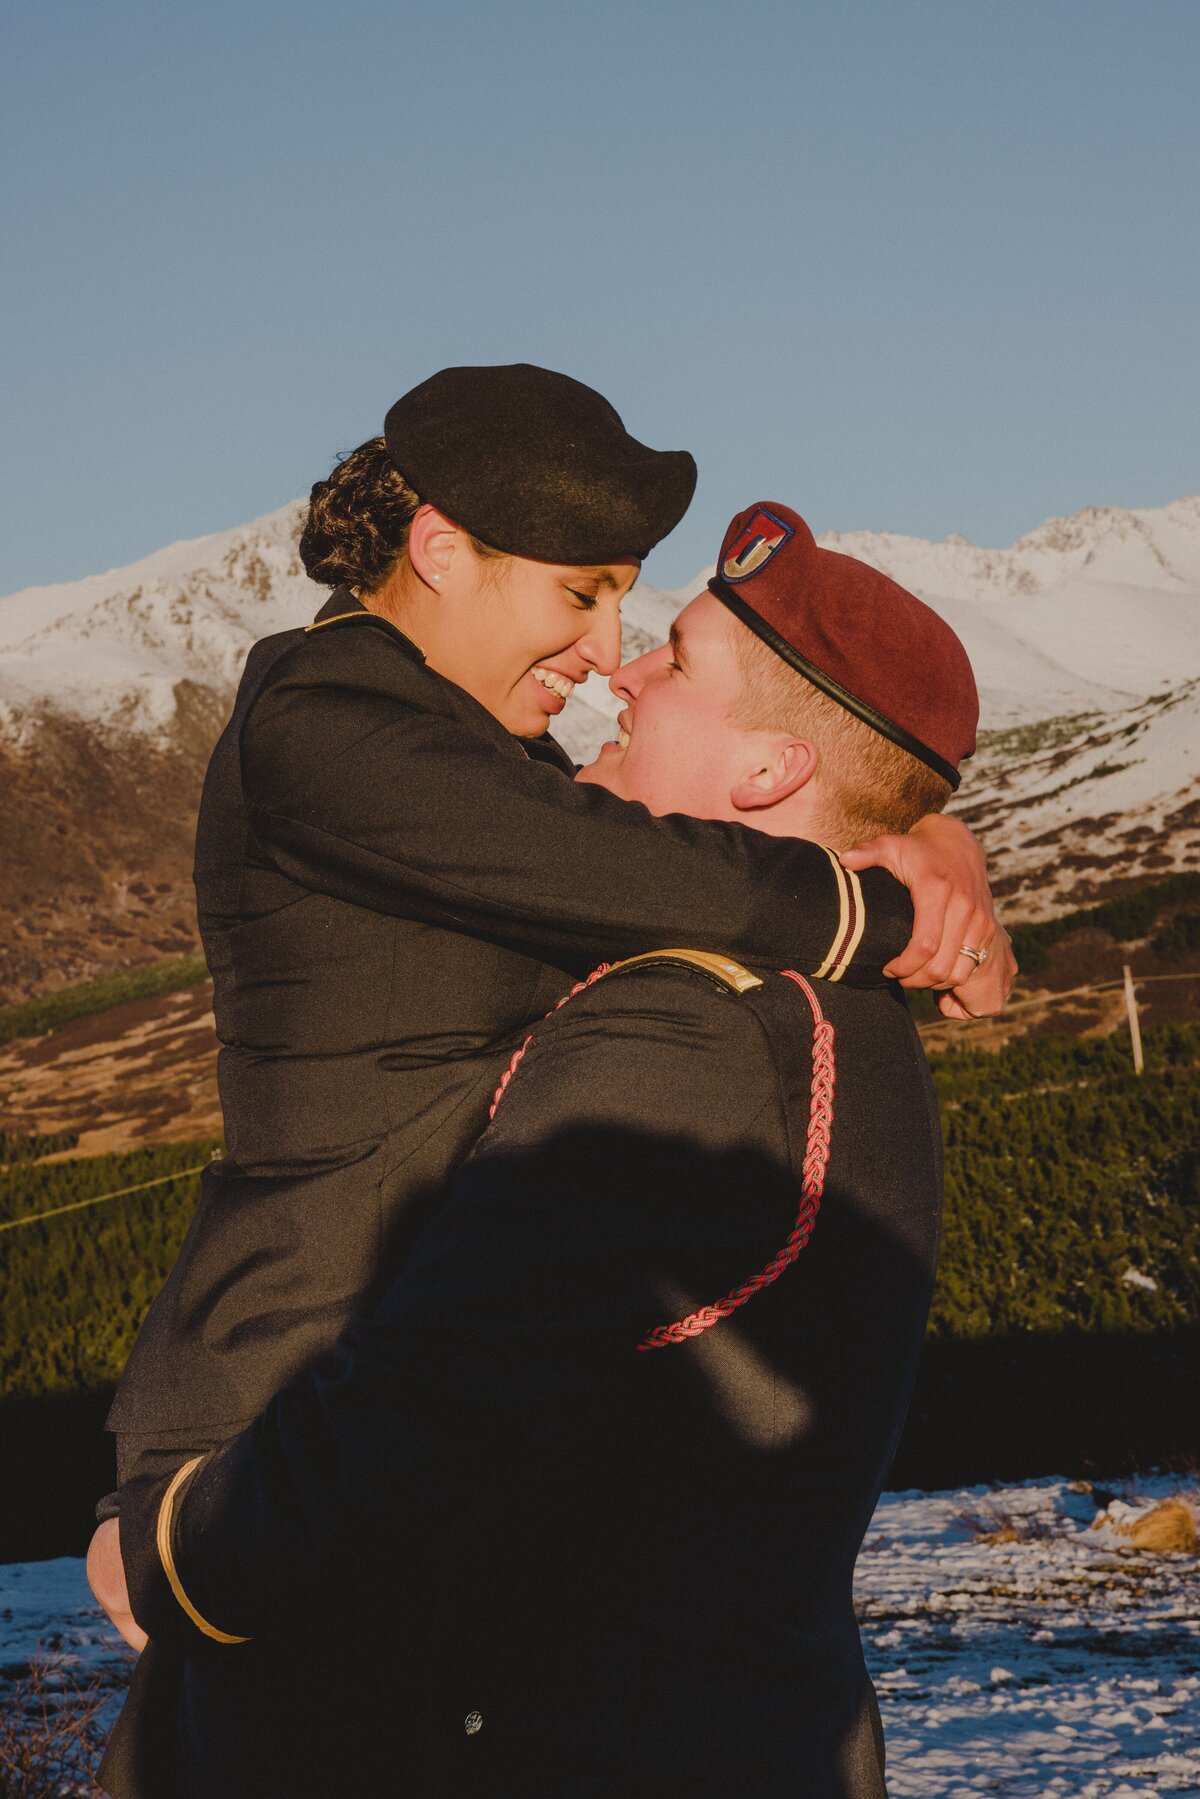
<box><xmin>730</xmin><ymin>618</ymin><xmax>952</xmax><ymax>840</ymax></box>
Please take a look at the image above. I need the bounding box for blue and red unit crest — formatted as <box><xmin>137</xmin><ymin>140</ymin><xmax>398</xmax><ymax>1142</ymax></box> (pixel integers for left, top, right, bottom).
<box><xmin>721</xmin><ymin>507</ymin><xmax>794</xmax><ymax>583</ymax></box>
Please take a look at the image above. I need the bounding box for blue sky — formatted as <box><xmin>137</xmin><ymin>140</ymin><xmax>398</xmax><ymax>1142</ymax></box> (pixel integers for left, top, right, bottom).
<box><xmin>3</xmin><ymin>0</ymin><xmax>1197</xmax><ymax>592</ymax></box>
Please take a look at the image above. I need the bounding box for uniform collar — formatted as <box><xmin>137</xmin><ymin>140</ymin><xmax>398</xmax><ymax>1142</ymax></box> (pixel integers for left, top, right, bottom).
<box><xmin>311</xmin><ymin>586</ymin><xmax>426</xmax><ymax>664</ymax></box>
<box><xmin>311</xmin><ymin>585</ymin><xmax>365</xmax><ymax>625</ymax></box>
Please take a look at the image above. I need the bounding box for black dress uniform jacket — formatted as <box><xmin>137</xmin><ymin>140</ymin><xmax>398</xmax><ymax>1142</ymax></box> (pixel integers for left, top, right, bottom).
<box><xmin>102</xmin><ymin>589</ymin><xmax>912</xmax><ymax>1795</ymax></box>
<box><xmin>108</xmin><ymin>589</ymin><xmax>909</xmax><ymax>1466</ymax></box>
<box><xmin>122</xmin><ymin>958</ymin><xmax>942</xmax><ymax>1798</ymax></box>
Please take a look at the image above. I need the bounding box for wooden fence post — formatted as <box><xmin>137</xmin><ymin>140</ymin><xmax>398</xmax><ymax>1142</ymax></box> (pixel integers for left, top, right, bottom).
<box><xmin>1123</xmin><ymin>964</ymin><xmax>1144</xmax><ymax>1075</ymax></box>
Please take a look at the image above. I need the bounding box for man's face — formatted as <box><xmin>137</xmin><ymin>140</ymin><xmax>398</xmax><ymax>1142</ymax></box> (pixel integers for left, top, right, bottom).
<box><xmin>576</xmin><ymin>592</ymin><xmax>754</xmax><ymax>818</ymax></box>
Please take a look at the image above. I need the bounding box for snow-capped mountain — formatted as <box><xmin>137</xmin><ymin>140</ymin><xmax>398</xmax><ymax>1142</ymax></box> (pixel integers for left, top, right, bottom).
<box><xmin>2</xmin><ymin>494</ymin><xmax>1197</xmax><ymax>994</ymax></box>
<box><xmin>0</xmin><ymin>504</ymin><xmax>313</xmax><ymax>739</ymax></box>
<box><xmin>4</xmin><ymin>495</ymin><xmax>1197</xmax><ymax>748</ymax></box>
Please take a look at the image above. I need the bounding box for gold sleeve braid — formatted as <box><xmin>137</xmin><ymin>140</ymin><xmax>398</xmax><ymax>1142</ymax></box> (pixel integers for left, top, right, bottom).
<box><xmin>155</xmin><ymin>1456</ymin><xmax>251</xmax><ymax>1645</ymax></box>
<box><xmin>811</xmin><ymin>847</ymin><xmax>866</xmax><ymax>982</ymax></box>
<box><xmin>612</xmin><ymin>858</ymin><xmax>865</xmax><ymax>995</ymax></box>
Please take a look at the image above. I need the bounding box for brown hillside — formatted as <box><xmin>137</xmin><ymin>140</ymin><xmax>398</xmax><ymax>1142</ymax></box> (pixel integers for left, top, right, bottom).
<box><xmin>0</xmin><ymin>984</ymin><xmax>220</xmax><ymax>1155</ymax></box>
<box><xmin>0</xmin><ymin>689</ymin><xmax>226</xmax><ymax>1002</ymax></box>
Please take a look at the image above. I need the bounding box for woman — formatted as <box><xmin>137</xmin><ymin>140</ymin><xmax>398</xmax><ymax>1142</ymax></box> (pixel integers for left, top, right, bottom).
<box><xmin>96</xmin><ymin>363</ymin><xmax>1007</xmax><ymax>1797</ymax></box>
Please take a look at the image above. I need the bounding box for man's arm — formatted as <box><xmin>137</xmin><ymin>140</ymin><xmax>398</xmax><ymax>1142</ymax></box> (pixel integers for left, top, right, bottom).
<box><xmin>112</xmin><ymin>967</ymin><xmax>795</xmax><ymax>1652</ymax></box>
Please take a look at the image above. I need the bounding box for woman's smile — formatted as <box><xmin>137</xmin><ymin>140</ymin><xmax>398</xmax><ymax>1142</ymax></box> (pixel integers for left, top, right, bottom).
<box><xmin>528</xmin><ymin>665</ymin><xmax>578</xmax><ymax>712</ymax></box>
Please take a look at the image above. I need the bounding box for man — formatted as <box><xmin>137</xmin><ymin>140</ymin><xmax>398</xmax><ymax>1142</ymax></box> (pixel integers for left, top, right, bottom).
<box><xmin>97</xmin><ymin>501</ymin><xmax>991</xmax><ymax>1795</ymax></box>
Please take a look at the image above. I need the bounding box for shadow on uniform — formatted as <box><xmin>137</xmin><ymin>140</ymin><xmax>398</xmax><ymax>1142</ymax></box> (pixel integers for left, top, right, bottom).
<box><xmin>2</xmin><ymin>1341</ymin><xmax>1195</xmax><ymax>1565</ymax></box>
<box><xmin>142</xmin><ymin>1122</ymin><xmax>931</xmax><ymax>1798</ymax></box>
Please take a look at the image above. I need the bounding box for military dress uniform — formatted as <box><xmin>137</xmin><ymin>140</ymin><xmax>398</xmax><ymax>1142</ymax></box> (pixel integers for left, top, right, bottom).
<box><xmin>100</xmin><ymin>589</ymin><xmax>911</xmax><ymax>1796</ymax></box>
<box><xmin>120</xmin><ymin>951</ymin><xmax>943</xmax><ymax>1798</ymax></box>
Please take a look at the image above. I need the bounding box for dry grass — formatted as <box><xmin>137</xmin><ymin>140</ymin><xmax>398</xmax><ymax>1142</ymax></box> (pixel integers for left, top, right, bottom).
<box><xmin>1118</xmin><ymin>1496</ymin><xmax>1199</xmax><ymax>1555</ymax></box>
<box><xmin>957</xmin><ymin>1499</ymin><xmax>1068</xmax><ymax>1546</ymax></box>
<box><xmin>0</xmin><ymin>1661</ymin><xmax>109</xmax><ymax>1798</ymax></box>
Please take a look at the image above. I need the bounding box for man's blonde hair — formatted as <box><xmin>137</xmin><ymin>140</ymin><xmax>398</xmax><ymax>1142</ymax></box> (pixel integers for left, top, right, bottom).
<box><xmin>730</xmin><ymin>619</ymin><xmax>952</xmax><ymax>841</ymax></box>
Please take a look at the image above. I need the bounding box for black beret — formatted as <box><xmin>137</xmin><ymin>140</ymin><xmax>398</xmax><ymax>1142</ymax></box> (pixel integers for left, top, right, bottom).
<box><xmin>383</xmin><ymin>364</ymin><xmax>696</xmax><ymax>564</ymax></box>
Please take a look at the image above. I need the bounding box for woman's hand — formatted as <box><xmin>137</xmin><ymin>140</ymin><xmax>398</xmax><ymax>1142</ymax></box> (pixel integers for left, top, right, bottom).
<box><xmin>87</xmin><ymin>1519</ymin><xmax>147</xmax><ymax>1653</ymax></box>
<box><xmin>840</xmin><ymin>815</ymin><xmax>1016</xmax><ymax>1018</ymax></box>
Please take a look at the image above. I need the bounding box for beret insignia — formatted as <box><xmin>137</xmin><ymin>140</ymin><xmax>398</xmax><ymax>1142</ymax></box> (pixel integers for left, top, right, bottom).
<box><xmin>721</xmin><ymin>506</ymin><xmax>794</xmax><ymax>583</ymax></box>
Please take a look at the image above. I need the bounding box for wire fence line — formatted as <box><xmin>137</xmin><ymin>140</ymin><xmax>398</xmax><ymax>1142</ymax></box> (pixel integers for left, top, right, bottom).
<box><xmin>922</xmin><ymin>967</ymin><xmax>1200</xmax><ymax>1030</ymax></box>
<box><xmin>0</xmin><ymin>1165</ymin><xmax>210</xmax><ymax>1235</ymax></box>
<box><xmin>4</xmin><ymin>975</ymin><xmax>1197</xmax><ymax>1232</ymax></box>
<box><xmin>1005</xmin><ymin>969</ymin><xmax>1200</xmax><ymax>1014</ymax></box>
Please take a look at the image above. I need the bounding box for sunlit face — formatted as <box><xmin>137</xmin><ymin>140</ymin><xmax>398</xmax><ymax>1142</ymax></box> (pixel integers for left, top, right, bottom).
<box><xmin>439</xmin><ymin>552</ymin><xmax>640</xmax><ymax>736</ymax></box>
<box><xmin>576</xmin><ymin>591</ymin><xmax>753</xmax><ymax>817</ymax></box>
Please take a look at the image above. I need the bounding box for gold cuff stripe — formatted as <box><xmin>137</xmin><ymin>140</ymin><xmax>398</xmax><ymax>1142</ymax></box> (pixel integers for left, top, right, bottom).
<box><xmin>612</xmin><ymin>950</ymin><xmax>763</xmax><ymax>993</ymax></box>
<box><xmin>811</xmin><ymin>851</ymin><xmax>866</xmax><ymax>983</ymax></box>
<box><xmin>812</xmin><ymin>847</ymin><xmax>851</xmax><ymax>981</ymax></box>
<box><xmin>828</xmin><ymin>863</ymin><xmax>866</xmax><ymax>982</ymax></box>
<box><xmin>156</xmin><ymin>1457</ymin><xmax>251</xmax><ymax>1645</ymax></box>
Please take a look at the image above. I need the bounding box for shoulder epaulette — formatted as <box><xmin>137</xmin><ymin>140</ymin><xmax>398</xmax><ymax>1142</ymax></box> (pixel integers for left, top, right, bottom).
<box><xmin>609</xmin><ymin>949</ymin><xmax>763</xmax><ymax>994</ymax></box>
<box><xmin>303</xmin><ymin>611</ymin><xmax>425</xmax><ymax>662</ymax></box>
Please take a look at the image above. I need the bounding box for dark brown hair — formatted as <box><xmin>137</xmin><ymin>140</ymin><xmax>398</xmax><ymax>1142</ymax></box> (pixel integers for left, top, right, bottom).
<box><xmin>299</xmin><ymin>438</ymin><xmax>422</xmax><ymax>591</ymax></box>
<box><xmin>299</xmin><ymin>437</ymin><xmax>508</xmax><ymax>591</ymax></box>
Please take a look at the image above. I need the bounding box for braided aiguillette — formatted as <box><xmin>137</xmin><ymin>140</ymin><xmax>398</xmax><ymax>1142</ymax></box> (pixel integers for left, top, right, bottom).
<box><xmin>636</xmin><ymin>970</ymin><xmax>834</xmax><ymax>1350</ymax></box>
<box><xmin>488</xmin><ymin>963</ymin><xmax>835</xmax><ymax>1352</ymax></box>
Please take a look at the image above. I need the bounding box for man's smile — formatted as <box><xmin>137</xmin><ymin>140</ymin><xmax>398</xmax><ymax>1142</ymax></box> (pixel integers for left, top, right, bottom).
<box><xmin>596</xmin><ymin>707</ymin><xmax>632</xmax><ymax>755</ymax></box>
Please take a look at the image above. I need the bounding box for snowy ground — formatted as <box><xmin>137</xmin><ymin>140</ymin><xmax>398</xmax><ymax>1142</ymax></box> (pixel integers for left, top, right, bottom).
<box><xmin>858</xmin><ymin>1476</ymin><xmax>1200</xmax><ymax>1797</ymax></box>
<box><xmin>2</xmin><ymin>1475</ymin><xmax>1197</xmax><ymax>1795</ymax></box>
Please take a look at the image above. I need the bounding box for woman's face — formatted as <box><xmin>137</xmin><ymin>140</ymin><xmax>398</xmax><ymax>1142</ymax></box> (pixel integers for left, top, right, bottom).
<box><xmin>429</xmin><ymin>550</ymin><xmax>641</xmax><ymax>737</ymax></box>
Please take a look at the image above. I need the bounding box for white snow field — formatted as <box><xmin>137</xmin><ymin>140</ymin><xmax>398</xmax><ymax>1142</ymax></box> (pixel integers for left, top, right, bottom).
<box><xmin>856</xmin><ymin>1477</ymin><xmax>1200</xmax><ymax>1797</ymax></box>
<box><xmin>4</xmin><ymin>494</ymin><xmax>1199</xmax><ymax>912</ymax></box>
<box><xmin>3</xmin><ymin>1476</ymin><xmax>1196</xmax><ymax>1795</ymax></box>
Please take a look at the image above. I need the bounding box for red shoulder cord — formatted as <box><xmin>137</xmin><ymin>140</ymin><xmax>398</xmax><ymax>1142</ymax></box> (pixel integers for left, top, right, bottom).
<box><xmin>488</xmin><ymin>964</ymin><xmax>836</xmax><ymax>1352</ymax></box>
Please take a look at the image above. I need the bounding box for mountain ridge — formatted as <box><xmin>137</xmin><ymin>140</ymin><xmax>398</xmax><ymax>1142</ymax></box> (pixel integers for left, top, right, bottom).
<box><xmin>2</xmin><ymin>493</ymin><xmax>1196</xmax><ymax>996</ymax></box>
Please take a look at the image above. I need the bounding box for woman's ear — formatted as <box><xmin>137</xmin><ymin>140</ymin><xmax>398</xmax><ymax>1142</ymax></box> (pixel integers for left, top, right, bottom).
<box><xmin>407</xmin><ymin>504</ymin><xmax>461</xmax><ymax>592</ymax></box>
<box><xmin>730</xmin><ymin>738</ymin><xmax>819</xmax><ymax>813</ymax></box>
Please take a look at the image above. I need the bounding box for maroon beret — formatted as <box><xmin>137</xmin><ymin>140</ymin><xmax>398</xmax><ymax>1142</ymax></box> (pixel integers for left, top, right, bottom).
<box><xmin>384</xmin><ymin>364</ymin><xmax>696</xmax><ymax>564</ymax></box>
<box><xmin>708</xmin><ymin>502</ymin><xmax>978</xmax><ymax>789</ymax></box>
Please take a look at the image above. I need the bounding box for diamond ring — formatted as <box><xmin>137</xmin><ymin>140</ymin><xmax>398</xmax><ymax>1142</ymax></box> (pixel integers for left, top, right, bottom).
<box><xmin>959</xmin><ymin>945</ymin><xmax>989</xmax><ymax>967</ymax></box>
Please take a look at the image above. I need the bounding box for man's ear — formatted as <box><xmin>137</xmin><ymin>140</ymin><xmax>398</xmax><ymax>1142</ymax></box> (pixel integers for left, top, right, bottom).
<box><xmin>730</xmin><ymin>738</ymin><xmax>820</xmax><ymax>813</ymax></box>
<box><xmin>407</xmin><ymin>504</ymin><xmax>462</xmax><ymax>592</ymax></box>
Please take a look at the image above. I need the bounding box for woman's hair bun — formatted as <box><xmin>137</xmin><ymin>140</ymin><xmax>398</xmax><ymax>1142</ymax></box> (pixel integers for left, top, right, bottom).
<box><xmin>299</xmin><ymin>439</ymin><xmax>421</xmax><ymax>590</ymax></box>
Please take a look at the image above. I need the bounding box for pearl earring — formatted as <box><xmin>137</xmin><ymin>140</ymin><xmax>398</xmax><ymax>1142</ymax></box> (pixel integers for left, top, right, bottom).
<box><xmin>433</xmin><ymin>574</ymin><xmax>442</xmax><ymax>583</ymax></box>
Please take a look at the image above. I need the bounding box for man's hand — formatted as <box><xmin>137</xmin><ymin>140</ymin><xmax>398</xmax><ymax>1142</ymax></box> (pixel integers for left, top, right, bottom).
<box><xmin>87</xmin><ymin>1519</ymin><xmax>147</xmax><ymax>1653</ymax></box>
<box><xmin>840</xmin><ymin>815</ymin><xmax>1016</xmax><ymax>1018</ymax></box>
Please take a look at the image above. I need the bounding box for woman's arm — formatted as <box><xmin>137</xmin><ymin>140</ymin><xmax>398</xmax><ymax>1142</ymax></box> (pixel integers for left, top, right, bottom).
<box><xmin>842</xmin><ymin>816</ymin><xmax>1015</xmax><ymax>1017</ymax></box>
<box><xmin>239</xmin><ymin>631</ymin><xmax>1009</xmax><ymax>1004</ymax></box>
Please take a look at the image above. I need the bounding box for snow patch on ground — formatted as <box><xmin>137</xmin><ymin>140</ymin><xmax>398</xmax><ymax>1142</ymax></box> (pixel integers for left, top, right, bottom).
<box><xmin>3</xmin><ymin>1475</ymin><xmax>1197</xmax><ymax>1794</ymax></box>
<box><xmin>857</xmin><ymin>1476</ymin><xmax>1200</xmax><ymax>1796</ymax></box>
